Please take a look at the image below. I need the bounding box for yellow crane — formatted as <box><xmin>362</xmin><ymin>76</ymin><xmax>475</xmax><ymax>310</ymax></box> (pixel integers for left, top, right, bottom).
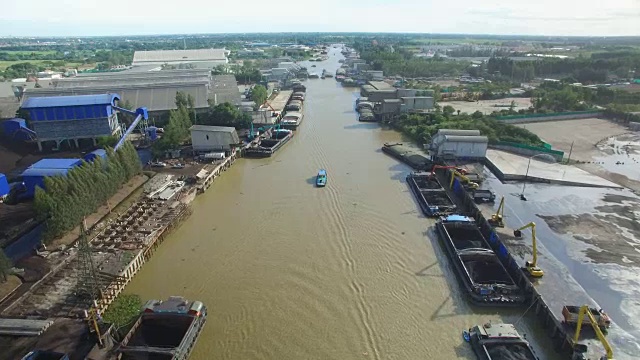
<box><xmin>572</xmin><ymin>305</ymin><xmax>614</xmax><ymax>360</ymax></box>
<box><xmin>449</xmin><ymin>170</ymin><xmax>479</xmax><ymax>190</ymax></box>
<box><xmin>513</xmin><ymin>222</ymin><xmax>544</xmax><ymax>278</ymax></box>
<box><xmin>488</xmin><ymin>196</ymin><xmax>505</xmax><ymax>228</ymax></box>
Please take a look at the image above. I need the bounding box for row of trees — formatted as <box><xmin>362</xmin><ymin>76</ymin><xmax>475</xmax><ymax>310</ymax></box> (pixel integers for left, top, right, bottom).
<box><xmin>357</xmin><ymin>44</ymin><xmax>470</xmax><ymax>78</ymax></box>
<box><xmin>486</xmin><ymin>54</ymin><xmax>640</xmax><ymax>83</ymax></box>
<box><xmin>530</xmin><ymin>81</ymin><xmax>640</xmax><ymax>113</ymax></box>
<box><xmin>33</xmin><ymin>142</ymin><xmax>142</xmax><ymax>242</ymax></box>
<box><xmin>389</xmin><ymin>108</ymin><xmax>543</xmax><ymax>147</ymax></box>
<box><xmin>151</xmin><ymin>92</ymin><xmax>253</xmax><ymax>156</ymax></box>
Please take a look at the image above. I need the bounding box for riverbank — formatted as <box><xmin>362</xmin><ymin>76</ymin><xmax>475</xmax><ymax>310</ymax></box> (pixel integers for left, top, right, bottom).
<box><xmin>0</xmin><ymin>148</ymin><xmax>243</xmax><ymax>358</ymax></box>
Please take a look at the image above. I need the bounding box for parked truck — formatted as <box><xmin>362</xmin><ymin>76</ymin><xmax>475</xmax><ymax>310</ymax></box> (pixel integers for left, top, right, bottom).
<box><xmin>116</xmin><ymin>296</ymin><xmax>207</xmax><ymax>360</ymax></box>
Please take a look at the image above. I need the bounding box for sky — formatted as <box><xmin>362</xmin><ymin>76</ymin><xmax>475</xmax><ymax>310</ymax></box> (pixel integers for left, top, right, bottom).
<box><xmin>2</xmin><ymin>0</ymin><xmax>640</xmax><ymax>37</ymax></box>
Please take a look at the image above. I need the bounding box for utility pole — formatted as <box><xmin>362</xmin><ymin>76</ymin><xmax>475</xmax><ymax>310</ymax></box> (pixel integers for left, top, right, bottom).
<box><xmin>77</xmin><ymin>218</ymin><xmax>100</xmax><ymax>303</ymax></box>
<box><xmin>566</xmin><ymin>141</ymin><xmax>574</xmax><ymax>164</ymax></box>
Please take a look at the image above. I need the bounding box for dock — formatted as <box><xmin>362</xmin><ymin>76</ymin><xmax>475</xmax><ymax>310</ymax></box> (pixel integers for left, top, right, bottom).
<box><xmin>268</xmin><ymin>90</ymin><xmax>293</xmax><ymax>113</ymax></box>
<box><xmin>431</xmin><ymin>166</ymin><xmax>625</xmax><ymax>359</ymax></box>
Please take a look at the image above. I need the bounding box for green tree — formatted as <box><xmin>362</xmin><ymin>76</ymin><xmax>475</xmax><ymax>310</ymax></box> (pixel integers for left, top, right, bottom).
<box><xmin>251</xmin><ymin>85</ymin><xmax>268</xmax><ymax>108</ymax></box>
<box><xmin>201</xmin><ymin>102</ymin><xmax>251</xmax><ymax>129</ymax></box>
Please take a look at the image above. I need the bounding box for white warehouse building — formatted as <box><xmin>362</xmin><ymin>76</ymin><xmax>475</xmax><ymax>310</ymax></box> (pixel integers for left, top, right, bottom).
<box><xmin>430</xmin><ymin>129</ymin><xmax>488</xmax><ymax>159</ymax></box>
<box><xmin>190</xmin><ymin>125</ymin><xmax>240</xmax><ymax>153</ymax></box>
<box><xmin>132</xmin><ymin>49</ymin><xmax>229</xmax><ymax>68</ymax></box>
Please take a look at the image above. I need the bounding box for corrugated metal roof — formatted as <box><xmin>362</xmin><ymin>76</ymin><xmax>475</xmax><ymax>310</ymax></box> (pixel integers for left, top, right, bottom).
<box><xmin>21</xmin><ymin>167</ymin><xmax>71</xmax><ymax>177</ymax></box>
<box><xmin>210</xmin><ymin>75</ymin><xmax>241</xmax><ymax>106</ymax></box>
<box><xmin>30</xmin><ymin>158</ymin><xmax>82</xmax><ymax>169</ymax></box>
<box><xmin>443</xmin><ymin>135</ymin><xmax>488</xmax><ymax>143</ymax></box>
<box><xmin>54</xmin><ymin>70</ymin><xmax>211</xmax><ymax>88</ymax></box>
<box><xmin>133</xmin><ymin>49</ymin><xmax>227</xmax><ymax>64</ymax></box>
<box><xmin>190</xmin><ymin>125</ymin><xmax>236</xmax><ymax>133</ymax></box>
<box><xmin>23</xmin><ymin>84</ymin><xmax>208</xmax><ymax>112</ymax></box>
<box><xmin>21</xmin><ymin>94</ymin><xmax>119</xmax><ymax>109</ymax></box>
<box><xmin>436</xmin><ymin>129</ymin><xmax>481</xmax><ymax>136</ymax></box>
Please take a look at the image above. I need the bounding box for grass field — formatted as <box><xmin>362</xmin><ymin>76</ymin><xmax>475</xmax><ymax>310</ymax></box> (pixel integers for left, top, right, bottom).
<box><xmin>0</xmin><ymin>60</ymin><xmax>84</xmax><ymax>71</ymax></box>
<box><xmin>0</xmin><ymin>50</ymin><xmax>58</xmax><ymax>56</ymax></box>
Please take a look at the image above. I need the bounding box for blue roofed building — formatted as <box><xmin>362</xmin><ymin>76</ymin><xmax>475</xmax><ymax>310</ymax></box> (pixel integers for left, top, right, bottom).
<box><xmin>20</xmin><ymin>93</ymin><xmax>122</xmax><ymax>151</ymax></box>
<box><xmin>20</xmin><ymin>158</ymin><xmax>83</xmax><ymax>198</ymax></box>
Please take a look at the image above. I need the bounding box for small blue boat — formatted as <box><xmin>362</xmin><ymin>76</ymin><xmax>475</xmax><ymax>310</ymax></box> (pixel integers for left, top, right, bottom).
<box><xmin>316</xmin><ymin>169</ymin><xmax>327</xmax><ymax>187</ymax></box>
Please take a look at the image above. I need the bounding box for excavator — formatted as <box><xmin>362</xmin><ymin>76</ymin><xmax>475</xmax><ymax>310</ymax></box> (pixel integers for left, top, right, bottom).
<box><xmin>571</xmin><ymin>305</ymin><xmax>614</xmax><ymax>360</ymax></box>
<box><xmin>449</xmin><ymin>170</ymin><xmax>479</xmax><ymax>190</ymax></box>
<box><xmin>513</xmin><ymin>222</ymin><xmax>544</xmax><ymax>278</ymax></box>
<box><xmin>488</xmin><ymin>196</ymin><xmax>505</xmax><ymax>227</ymax></box>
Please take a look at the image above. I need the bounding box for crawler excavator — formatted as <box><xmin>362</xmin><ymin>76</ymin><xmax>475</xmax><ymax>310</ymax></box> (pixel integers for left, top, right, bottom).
<box><xmin>570</xmin><ymin>305</ymin><xmax>614</xmax><ymax>360</ymax></box>
<box><xmin>488</xmin><ymin>196</ymin><xmax>505</xmax><ymax>228</ymax></box>
<box><xmin>513</xmin><ymin>222</ymin><xmax>544</xmax><ymax>278</ymax></box>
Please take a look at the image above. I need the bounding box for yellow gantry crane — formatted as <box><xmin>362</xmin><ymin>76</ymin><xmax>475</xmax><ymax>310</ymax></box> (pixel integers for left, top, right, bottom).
<box><xmin>488</xmin><ymin>196</ymin><xmax>505</xmax><ymax>228</ymax></box>
<box><xmin>573</xmin><ymin>305</ymin><xmax>614</xmax><ymax>359</ymax></box>
<box><xmin>513</xmin><ymin>222</ymin><xmax>544</xmax><ymax>278</ymax></box>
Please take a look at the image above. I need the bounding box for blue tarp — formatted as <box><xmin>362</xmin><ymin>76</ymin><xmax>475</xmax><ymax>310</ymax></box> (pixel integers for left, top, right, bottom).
<box><xmin>489</xmin><ymin>231</ymin><xmax>498</xmax><ymax>245</ymax></box>
<box><xmin>0</xmin><ymin>173</ymin><xmax>9</xmax><ymax>197</ymax></box>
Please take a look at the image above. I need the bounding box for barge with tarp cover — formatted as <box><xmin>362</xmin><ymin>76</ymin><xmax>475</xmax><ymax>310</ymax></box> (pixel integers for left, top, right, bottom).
<box><xmin>116</xmin><ymin>296</ymin><xmax>207</xmax><ymax>360</ymax></box>
<box><xmin>437</xmin><ymin>215</ymin><xmax>526</xmax><ymax>306</ymax></box>
<box><xmin>406</xmin><ymin>172</ymin><xmax>456</xmax><ymax>217</ymax></box>
<box><xmin>245</xmin><ymin>130</ymin><xmax>293</xmax><ymax>158</ymax></box>
<box><xmin>464</xmin><ymin>323</ymin><xmax>540</xmax><ymax>360</ymax></box>
<box><xmin>382</xmin><ymin>143</ymin><xmax>433</xmax><ymax>170</ymax></box>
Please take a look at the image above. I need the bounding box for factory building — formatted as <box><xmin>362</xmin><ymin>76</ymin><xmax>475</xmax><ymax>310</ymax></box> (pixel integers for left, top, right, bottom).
<box><xmin>22</xmin><ymin>70</ymin><xmax>241</xmax><ymax>122</ymax></box>
<box><xmin>20</xmin><ymin>94</ymin><xmax>122</xmax><ymax>151</ymax></box>
<box><xmin>190</xmin><ymin>125</ymin><xmax>240</xmax><ymax>153</ymax></box>
<box><xmin>430</xmin><ymin>129</ymin><xmax>488</xmax><ymax>159</ymax></box>
<box><xmin>21</xmin><ymin>158</ymin><xmax>83</xmax><ymax>198</ymax></box>
<box><xmin>132</xmin><ymin>49</ymin><xmax>229</xmax><ymax>68</ymax></box>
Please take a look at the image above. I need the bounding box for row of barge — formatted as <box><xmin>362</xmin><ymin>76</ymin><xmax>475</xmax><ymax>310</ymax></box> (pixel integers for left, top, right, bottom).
<box><xmin>245</xmin><ymin>86</ymin><xmax>306</xmax><ymax>158</ymax></box>
<box><xmin>388</xmin><ymin>147</ymin><xmax>615</xmax><ymax>359</ymax></box>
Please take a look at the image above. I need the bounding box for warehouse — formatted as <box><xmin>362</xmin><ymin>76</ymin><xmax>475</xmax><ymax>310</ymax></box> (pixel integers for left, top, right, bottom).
<box><xmin>20</xmin><ymin>158</ymin><xmax>83</xmax><ymax>198</ymax></box>
<box><xmin>22</xmin><ymin>70</ymin><xmax>241</xmax><ymax>121</ymax></box>
<box><xmin>20</xmin><ymin>94</ymin><xmax>121</xmax><ymax>151</ymax></box>
<box><xmin>190</xmin><ymin>125</ymin><xmax>240</xmax><ymax>153</ymax></box>
<box><xmin>431</xmin><ymin>134</ymin><xmax>488</xmax><ymax>159</ymax></box>
<box><xmin>132</xmin><ymin>49</ymin><xmax>229</xmax><ymax>68</ymax></box>
<box><xmin>430</xmin><ymin>129</ymin><xmax>481</xmax><ymax>145</ymax></box>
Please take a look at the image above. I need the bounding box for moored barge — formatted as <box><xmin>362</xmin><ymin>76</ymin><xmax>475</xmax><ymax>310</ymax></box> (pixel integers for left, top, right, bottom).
<box><xmin>437</xmin><ymin>215</ymin><xmax>526</xmax><ymax>306</ymax></box>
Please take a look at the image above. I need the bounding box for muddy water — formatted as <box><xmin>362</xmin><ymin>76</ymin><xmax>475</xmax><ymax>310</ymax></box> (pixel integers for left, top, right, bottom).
<box><xmin>125</xmin><ymin>51</ymin><xmax>561</xmax><ymax>359</ymax></box>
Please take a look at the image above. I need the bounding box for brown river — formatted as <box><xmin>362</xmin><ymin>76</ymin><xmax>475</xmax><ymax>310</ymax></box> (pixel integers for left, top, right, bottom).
<box><xmin>126</xmin><ymin>49</ymin><xmax>562</xmax><ymax>360</ymax></box>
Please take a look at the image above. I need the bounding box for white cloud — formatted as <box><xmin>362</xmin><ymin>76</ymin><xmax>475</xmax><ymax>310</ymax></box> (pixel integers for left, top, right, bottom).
<box><xmin>1</xmin><ymin>0</ymin><xmax>639</xmax><ymax>36</ymax></box>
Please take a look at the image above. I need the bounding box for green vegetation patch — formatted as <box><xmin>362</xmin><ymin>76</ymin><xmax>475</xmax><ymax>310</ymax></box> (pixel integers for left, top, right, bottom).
<box><xmin>103</xmin><ymin>294</ymin><xmax>143</xmax><ymax>331</ymax></box>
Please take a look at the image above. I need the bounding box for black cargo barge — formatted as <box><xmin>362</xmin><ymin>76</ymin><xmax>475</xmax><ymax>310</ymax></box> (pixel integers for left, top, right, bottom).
<box><xmin>245</xmin><ymin>131</ymin><xmax>293</xmax><ymax>158</ymax></box>
<box><xmin>465</xmin><ymin>323</ymin><xmax>540</xmax><ymax>360</ymax></box>
<box><xmin>406</xmin><ymin>172</ymin><xmax>456</xmax><ymax>217</ymax></box>
<box><xmin>117</xmin><ymin>296</ymin><xmax>207</xmax><ymax>360</ymax></box>
<box><xmin>436</xmin><ymin>215</ymin><xmax>526</xmax><ymax>306</ymax></box>
<box><xmin>382</xmin><ymin>143</ymin><xmax>432</xmax><ymax>170</ymax></box>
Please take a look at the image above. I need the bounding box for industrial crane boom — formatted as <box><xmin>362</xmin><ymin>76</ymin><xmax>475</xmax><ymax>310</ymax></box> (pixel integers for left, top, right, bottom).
<box><xmin>573</xmin><ymin>305</ymin><xmax>614</xmax><ymax>359</ymax></box>
<box><xmin>112</xmin><ymin>106</ymin><xmax>149</xmax><ymax>151</ymax></box>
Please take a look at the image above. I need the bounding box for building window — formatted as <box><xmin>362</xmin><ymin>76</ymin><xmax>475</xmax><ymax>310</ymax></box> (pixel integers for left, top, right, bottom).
<box><xmin>206</xmin><ymin>135</ymin><xmax>209</xmax><ymax>140</ymax></box>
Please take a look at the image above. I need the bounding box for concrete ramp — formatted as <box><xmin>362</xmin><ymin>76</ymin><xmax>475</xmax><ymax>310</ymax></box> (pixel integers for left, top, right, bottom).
<box><xmin>485</xmin><ymin>149</ymin><xmax>621</xmax><ymax>188</ymax></box>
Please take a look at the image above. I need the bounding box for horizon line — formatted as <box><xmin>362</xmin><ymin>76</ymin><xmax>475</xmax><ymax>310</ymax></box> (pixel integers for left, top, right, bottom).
<box><xmin>2</xmin><ymin>31</ymin><xmax>640</xmax><ymax>39</ymax></box>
